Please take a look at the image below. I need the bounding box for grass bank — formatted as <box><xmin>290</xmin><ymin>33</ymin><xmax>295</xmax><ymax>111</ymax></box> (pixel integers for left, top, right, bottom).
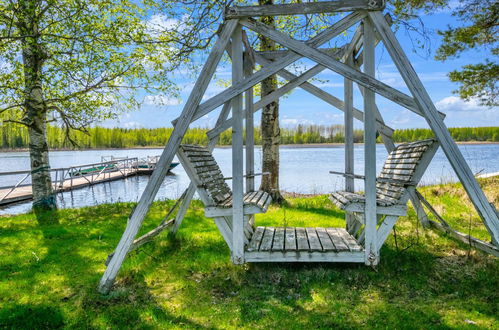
<box><xmin>0</xmin><ymin>178</ymin><xmax>498</xmax><ymax>328</ymax></box>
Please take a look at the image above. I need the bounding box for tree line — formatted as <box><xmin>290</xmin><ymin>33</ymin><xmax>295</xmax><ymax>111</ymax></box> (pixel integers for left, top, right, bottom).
<box><xmin>1</xmin><ymin>123</ymin><xmax>498</xmax><ymax>149</ymax></box>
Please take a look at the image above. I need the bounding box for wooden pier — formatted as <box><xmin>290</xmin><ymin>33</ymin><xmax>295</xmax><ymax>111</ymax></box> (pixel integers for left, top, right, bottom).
<box><xmin>0</xmin><ymin>157</ymin><xmax>173</xmax><ymax>207</ymax></box>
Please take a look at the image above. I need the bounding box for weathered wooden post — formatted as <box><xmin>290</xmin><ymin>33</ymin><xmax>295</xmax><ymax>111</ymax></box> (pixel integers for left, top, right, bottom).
<box><xmin>363</xmin><ymin>17</ymin><xmax>378</xmax><ymax>265</ymax></box>
<box><xmin>231</xmin><ymin>24</ymin><xmax>245</xmax><ymax>264</ymax></box>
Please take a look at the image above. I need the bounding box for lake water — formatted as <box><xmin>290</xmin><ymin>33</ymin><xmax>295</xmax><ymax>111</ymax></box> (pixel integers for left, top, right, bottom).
<box><xmin>1</xmin><ymin>144</ymin><xmax>498</xmax><ymax>215</ymax></box>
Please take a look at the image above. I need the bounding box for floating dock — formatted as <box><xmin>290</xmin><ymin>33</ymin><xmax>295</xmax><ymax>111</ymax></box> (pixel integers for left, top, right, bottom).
<box><xmin>0</xmin><ymin>157</ymin><xmax>178</xmax><ymax>207</ymax></box>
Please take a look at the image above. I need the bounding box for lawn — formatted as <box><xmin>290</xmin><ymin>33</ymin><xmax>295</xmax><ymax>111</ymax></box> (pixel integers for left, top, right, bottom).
<box><xmin>0</xmin><ymin>178</ymin><xmax>498</xmax><ymax>329</ymax></box>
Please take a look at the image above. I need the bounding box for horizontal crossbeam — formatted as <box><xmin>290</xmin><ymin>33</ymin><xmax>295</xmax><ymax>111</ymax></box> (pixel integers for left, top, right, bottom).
<box><xmin>225</xmin><ymin>0</ymin><xmax>385</xmax><ymax>19</ymax></box>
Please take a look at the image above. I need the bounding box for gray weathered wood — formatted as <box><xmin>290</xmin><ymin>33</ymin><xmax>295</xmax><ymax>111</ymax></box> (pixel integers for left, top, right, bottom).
<box><xmin>362</xmin><ymin>17</ymin><xmax>379</xmax><ymax>265</ymax></box>
<box><xmin>272</xmin><ymin>227</ymin><xmax>285</xmax><ymax>251</ymax></box>
<box><xmin>184</xmin><ymin>12</ymin><xmax>365</xmax><ymax>125</ymax></box>
<box><xmin>245</xmin><ymin>250</ymin><xmax>364</xmax><ymax>263</ymax></box>
<box><xmin>306</xmin><ymin>227</ymin><xmax>323</xmax><ymax>251</ymax></box>
<box><xmin>369</xmin><ymin>11</ymin><xmax>498</xmax><ymax>244</ymax></box>
<box><xmin>225</xmin><ymin>0</ymin><xmax>384</xmax><ymax>19</ymax></box>
<box><xmin>336</xmin><ymin>227</ymin><xmax>362</xmax><ymax>251</ymax></box>
<box><xmin>240</xmin><ymin>18</ymin><xmax>422</xmax><ymax>115</ymax></box>
<box><xmin>260</xmin><ymin>227</ymin><xmax>275</xmax><ymax>251</ymax></box>
<box><xmin>296</xmin><ymin>227</ymin><xmax>309</xmax><ymax>251</ymax></box>
<box><xmin>244</xmin><ymin>57</ymin><xmax>255</xmax><ymax>193</ymax></box>
<box><xmin>326</xmin><ymin>227</ymin><xmax>349</xmax><ymax>251</ymax></box>
<box><xmin>98</xmin><ymin>20</ymin><xmax>239</xmax><ymax>294</ymax></box>
<box><xmin>247</xmin><ymin>226</ymin><xmax>265</xmax><ymax>252</ymax></box>
<box><xmin>344</xmin><ymin>53</ymin><xmax>355</xmax><ymax>232</ymax></box>
<box><xmin>316</xmin><ymin>227</ymin><xmax>336</xmax><ymax>251</ymax></box>
<box><xmin>231</xmin><ymin>24</ymin><xmax>245</xmax><ymax>264</ymax></box>
<box><xmin>285</xmin><ymin>227</ymin><xmax>297</xmax><ymax>251</ymax></box>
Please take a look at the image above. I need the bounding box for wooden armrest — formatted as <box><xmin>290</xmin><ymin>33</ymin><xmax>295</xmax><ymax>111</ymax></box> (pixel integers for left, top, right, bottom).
<box><xmin>223</xmin><ymin>172</ymin><xmax>270</xmax><ymax>180</ymax></box>
<box><xmin>329</xmin><ymin>171</ymin><xmax>365</xmax><ymax>180</ymax></box>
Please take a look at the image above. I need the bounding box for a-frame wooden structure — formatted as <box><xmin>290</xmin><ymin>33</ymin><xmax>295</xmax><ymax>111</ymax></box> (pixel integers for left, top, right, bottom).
<box><xmin>98</xmin><ymin>0</ymin><xmax>499</xmax><ymax>294</ymax></box>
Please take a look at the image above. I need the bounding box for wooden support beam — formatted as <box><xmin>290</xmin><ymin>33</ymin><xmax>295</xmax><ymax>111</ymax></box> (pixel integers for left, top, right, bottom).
<box><xmin>344</xmin><ymin>55</ymin><xmax>355</xmax><ymax>232</ymax></box>
<box><xmin>224</xmin><ymin>0</ymin><xmax>385</xmax><ymax>19</ymax></box>
<box><xmin>173</xmin><ymin>12</ymin><xmax>365</xmax><ymax>126</ymax></box>
<box><xmin>97</xmin><ymin>20</ymin><xmax>239</xmax><ymax>295</ymax></box>
<box><xmin>231</xmin><ymin>25</ymin><xmax>245</xmax><ymax>264</ymax></box>
<box><xmin>362</xmin><ymin>17</ymin><xmax>378</xmax><ymax>265</ymax></box>
<box><xmin>369</xmin><ymin>11</ymin><xmax>499</xmax><ymax>244</ymax></box>
<box><xmin>240</xmin><ymin>18</ymin><xmax>435</xmax><ymax>118</ymax></box>
<box><xmin>244</xmin><ymin>56</ymin><xmax>255</xmax><ymax>193</ymax></box>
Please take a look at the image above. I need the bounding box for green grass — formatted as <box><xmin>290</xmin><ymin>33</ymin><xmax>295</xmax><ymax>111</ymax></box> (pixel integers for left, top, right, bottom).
<box><xmin>0</xmin><ymin>179</ymin><xmax>498</xmax><ymax>329</ymax></box>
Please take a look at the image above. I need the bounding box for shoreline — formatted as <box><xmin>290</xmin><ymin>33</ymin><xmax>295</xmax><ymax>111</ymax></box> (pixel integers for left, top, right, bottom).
<box><xmin>1</xmin><ymin>141</ymin><xmax>498</xmax><ymax>153</ymax></box>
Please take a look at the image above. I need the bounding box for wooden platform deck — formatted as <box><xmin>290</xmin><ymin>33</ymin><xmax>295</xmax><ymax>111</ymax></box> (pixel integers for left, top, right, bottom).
<box><xmin>245</xmin><ymin>226</ymin><xmax>364</xmax><ymax>262</ymax></box>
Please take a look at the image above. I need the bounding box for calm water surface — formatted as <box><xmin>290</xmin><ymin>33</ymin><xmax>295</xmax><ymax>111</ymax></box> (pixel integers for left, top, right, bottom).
<box><xmin>1</xmin><ymin>144</ymin><xmax>497</xmax><ymax>215</ymax></box>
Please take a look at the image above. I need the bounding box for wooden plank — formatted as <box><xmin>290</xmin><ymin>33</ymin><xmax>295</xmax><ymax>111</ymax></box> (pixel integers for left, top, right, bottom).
<box><xmin>336</xmin><ymin>228</ymin><xmax>362</xmax><ymax>251</ymax></box>
<box><xmin>247</xmin><ymin>226</ymin><xmax>265</xmax><ymax>252</ymax></box>
<box><xmin>245</xmin><ymin>56</ymin><xmax>255</xmax><ymax>193</ymax></box>
<box><xmin>429</xmin><ymin>220</ymin><xmax>499</xmax><ymax>257</ymax></box>
<box><xmin>363</xmin><ymin>17</ymin><xmax>378</xmax><ymax>265</ymax></box>
<box><xmin>231</xmin><ymin>25</ymin><xmax>245</xmax><ymax>264</ymax></box>
<box><xmin>98</xmin><ymin>20</ymin><xmax>239</xmax><ymax>294</ymax></box>
<box><xmin>260</xmin><ymin>227</ymin><xmax>275</xmax><ymax>251</ymax></box>
<box><xmin>285</xmin><ymin>227</ymin><xmax>297</xmax><ymax>251</ymax></box>
<box><xmin>306</xmin><ymin>228</ymin><xmax>323</xmax><ymax>251</ymax></box>
<box><xmin>245</xmin><ymin>250</ymin><xmax>365</xmax><ymax>263</ymax></box>
<box><xmin>224</xmin><ymin>0</ymin><xmax>384</xmax><ymax>19</ymax></box>
<box><xmin>272</xmin><ymin>227</ymin><xmax>285</xmax><ymax>251</ymax></box>
<box><xmin>326</xmin><ymin>228</ymin><xmax>349</xmax><ymax>251</ymax></box>
<box><xmin>296</xmin><ymin>227</ymin><xmax>309</xmax><ymax>251</ymax></box>
<box><xmin>316</xmin><ymin>227</ymin><xmax>336</xmax><ymax>251</ymax></box>
<box><xmin>369</xmin><ymin>11</ymin><xmax>499</xmax><ymax>244</ymax></box>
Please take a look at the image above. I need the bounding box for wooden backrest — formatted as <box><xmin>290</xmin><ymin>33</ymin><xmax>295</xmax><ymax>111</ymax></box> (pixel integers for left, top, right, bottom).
<box><xmin>376</xmin><ymin>139</ymin><xmax>438</xmax><ymax>203</ymax></box>
<box><xmin>178</xmin><ymin>144</ymin><xmax>232</xmax><ymax>205</ymax></box>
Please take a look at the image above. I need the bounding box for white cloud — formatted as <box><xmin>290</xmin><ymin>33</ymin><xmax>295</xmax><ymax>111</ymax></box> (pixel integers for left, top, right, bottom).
<box><xmin>435</xmin><ymin>96</ymin><xmax>492</xmax><ymax>112</ymax></box>
<box><xmin>146</xmin><ymin>14</ymin><xmax>179</xmax><ymax>37</ymax></box>
<box><xmin>143</xmin><ymin>94</ymin><xmax>182</xmax><ymax>106</ymax></box>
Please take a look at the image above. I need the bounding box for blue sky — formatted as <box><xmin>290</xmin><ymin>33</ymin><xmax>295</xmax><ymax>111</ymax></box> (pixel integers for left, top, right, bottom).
<box><xmin>104</xmin><ymin>4</ymin><xmax>498</xmax><ymax>130</ymax></box>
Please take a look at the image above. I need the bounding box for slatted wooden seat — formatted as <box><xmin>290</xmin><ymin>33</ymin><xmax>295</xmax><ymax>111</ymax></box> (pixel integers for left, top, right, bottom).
<box><xmin>177</xmin><ymin>144</ymin><xmax>272</xmax><ymax>215</ymax></box>
<box><xmin>177</xmin><ymin>144</ymin><xmax>272</xmax><ymax>247</ymax></box>
<box><xmin>245</xmin><ymin>226</ymin><xmax>364</xmax><ymax>262</ymax></box>
<box><xmin>329</xmin><ymin>139</ymin><xmax>439</xmax><ymax>218</ymax></box>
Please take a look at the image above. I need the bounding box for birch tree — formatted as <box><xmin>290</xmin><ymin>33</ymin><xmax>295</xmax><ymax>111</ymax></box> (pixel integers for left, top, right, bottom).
<box><xmin>0</xmin><ymin>0</ymin><xmax>202</xmax><ymax>211</ymax></box>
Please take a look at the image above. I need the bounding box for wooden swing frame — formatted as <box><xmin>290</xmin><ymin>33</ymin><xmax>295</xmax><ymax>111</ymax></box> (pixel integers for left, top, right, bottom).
<box><xmin>98</xmin><ymin>1</ymin><xmax>499</xmax><ymax>294</ymax></box>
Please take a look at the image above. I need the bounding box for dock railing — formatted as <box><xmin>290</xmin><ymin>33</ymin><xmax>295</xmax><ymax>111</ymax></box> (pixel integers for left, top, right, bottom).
<box><xmin>0</xmin><ymin>157</ymin><xmax>138</xmax><ymax>204</ymax></box>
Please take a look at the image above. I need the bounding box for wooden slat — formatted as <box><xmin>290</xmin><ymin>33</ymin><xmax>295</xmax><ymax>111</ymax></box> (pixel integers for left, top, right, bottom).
<box><xmin>272</xmin><ymin>227</ymin><xmax>285</xmax><ymax>251</ymax></box>
<box><xmin>326</xmin><ymin>227</ymin><xmax>349</xmax><ymax>251</ymax></box>
<box><xmin>285</xmin><ymin>227</ymin><xmax>297</xmax><ymax>251</ymax></box>
<box><xmin>336</xmin><ymin>228</ymin><xmax>363</xmax><ymax>251</ymax></box>
<box><xmin>316</xmin><ymin>227</ymin><xmax>336</xmax><ymax>251</ymax></box>
<box><xmin>296</xmin><ymin>227</ymin><xmax>309</xmax><ymax>251</ymax></box>
<box><xmin>247</xmin><ymin>226</ymin><xmax>264</xmax><ymax>252</ymax></box>
<box><xmin>225</xmin><ymin>1</ymin><xmax>384</xmax><ymax>19</ymax></box>
<box><xmin>306</xmin><ymin>228</ymin><xmax>323</xmax><ymax>251</ymax></box>
<box><xmin>259</xmin><ymin>227</ymin><xmax>275</xmax><ymax>251</ymax></box>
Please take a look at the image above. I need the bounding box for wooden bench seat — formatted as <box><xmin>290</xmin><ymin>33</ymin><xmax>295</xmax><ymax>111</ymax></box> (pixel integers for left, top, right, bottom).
<box><xmin>329</xmin><ymin>139</ymin><xmax>438</xmax><ymax>217</ymax></box>
<box><xmin>245</xmin><ymin>226</ymin><xmax>364</xmax><ymax>262</ymax></box>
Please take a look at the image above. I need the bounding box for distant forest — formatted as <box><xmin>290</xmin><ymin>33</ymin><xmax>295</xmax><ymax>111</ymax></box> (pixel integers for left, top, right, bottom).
<box><xmin>1</xmin><ymin>124</ymin><xmax>498</xmax><ymax>149</ymax></box>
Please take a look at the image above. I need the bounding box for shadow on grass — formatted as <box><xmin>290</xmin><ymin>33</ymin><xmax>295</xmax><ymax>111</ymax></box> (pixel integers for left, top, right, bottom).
<box><xmin>2</xmin><ymin>200</ymin><xmax>497</xmax><ymax>328</ymax></box>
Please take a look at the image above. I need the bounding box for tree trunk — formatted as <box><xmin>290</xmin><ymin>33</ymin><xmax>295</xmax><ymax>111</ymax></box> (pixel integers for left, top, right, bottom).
<box><xmin>20</xmin><ymin>0</ymin><xmax>56</xmax><ymax>211</ymax></box>
<box><xmin>258</xmin><ymin>0</ymin><xmax>285</xmax><ymax>204</ymax></box>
